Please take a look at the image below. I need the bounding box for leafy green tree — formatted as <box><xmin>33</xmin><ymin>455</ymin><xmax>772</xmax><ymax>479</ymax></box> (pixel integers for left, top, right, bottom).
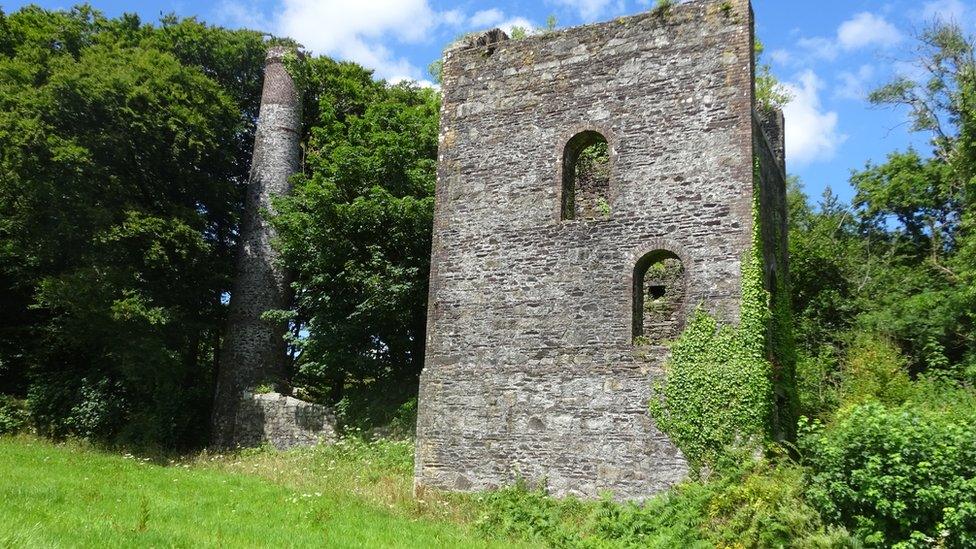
<box><xmin>856</xmin><ymin>23</ymin><xmax>975</xmax><ymax>375</ymax></box>
<box><xmin>755</xmin><ymin>39</ymin><xmax>791</xmax><ymax>111</ymax></box>
<box><xmin>790</xmin><ymin>22</ymin><xmax>975</xmax><ymax>385</ymax></box>
<box><xmin>272</xmin><ymin>58</ymin><xmax>439</xmax><ymax>406</ymax></box>
<box><xmin>787</xmin><ymin>182</ymin><xmax>859</xmax><ymax>355</ymax></box>
<box><xmin>0</xmin><ymin>6</ymin><xmax>266</xmax><ymax>447</ymax></box>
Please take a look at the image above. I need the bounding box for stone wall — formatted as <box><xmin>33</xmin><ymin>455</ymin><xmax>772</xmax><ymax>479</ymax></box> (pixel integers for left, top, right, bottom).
<box><xmin>211</xmin><ymin>46</ymin><xmax>303</xmax><ymax>448</ymax></box>
<box><xmin>233</xmin><ymin>392</ymin><xmax>337</xmax><ymax>450</ymax></box>
<box><xmin>755</xmin><ymin>108</ymin><xmax>792</xmax><ymax>441</ymax></box>
<box><xmin>755</xmin><ymin>109</ymin><xmax>788</xmax><ymax>293</ymax></box>
<box><xmin>757</xmin><ymin>108</ymin><xmax>786</xmax><ymax>173</ymax></box>
<box><xmin>416</xmin><ymin>0</ymin><xmax>771</xmax><ymax>500</ymax></box>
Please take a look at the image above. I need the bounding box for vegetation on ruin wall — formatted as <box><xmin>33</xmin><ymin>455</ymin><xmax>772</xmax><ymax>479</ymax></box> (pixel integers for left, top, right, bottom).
<box><xmin>650</xmin><ymin>157</ymin><xmax>794</xmax><ymax>469</ymax></box>
<box><xmin>648</xmin><ymin>34</ymin><xmax>799</xmax><ymax>470</ymax></box>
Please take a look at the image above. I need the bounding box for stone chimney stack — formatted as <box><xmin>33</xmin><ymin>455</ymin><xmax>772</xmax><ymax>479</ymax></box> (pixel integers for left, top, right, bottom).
<box><xmin>211</xmin><ymin>46</ymin><xmax>303</xmax><ymax>448</ymax></box>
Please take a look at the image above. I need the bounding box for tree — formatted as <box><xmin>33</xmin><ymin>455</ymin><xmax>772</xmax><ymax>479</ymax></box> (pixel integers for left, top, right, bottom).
<box><xmin>0</xmin><ymin>6</ymin><xmax>266</xmax><ymax>447</ymax></box>
<box><xmin>271</xmin><ymin>58</ymin><xmax>439</xmax><ymax>407</ymax></box>
<box><xmin>861</xmin><ymin>23</ymin><xmax>975</xmax><ymax>374</ymax></box>
<box><xmin>755</xmin><ymin>39</ymin><xmax>792</xmax><ymax>112</ymax></box>
<box><xmin>788</xmin><ymin>22</ymin><xmax>975</xmax><ymax>380</ymax></box>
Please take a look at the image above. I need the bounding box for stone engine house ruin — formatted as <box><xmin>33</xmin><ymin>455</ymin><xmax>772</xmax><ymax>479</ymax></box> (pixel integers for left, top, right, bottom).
<box><xmin>415</xmin><ymin>0</ymin><xmax>788</xmax><ymax>500</ymax></box>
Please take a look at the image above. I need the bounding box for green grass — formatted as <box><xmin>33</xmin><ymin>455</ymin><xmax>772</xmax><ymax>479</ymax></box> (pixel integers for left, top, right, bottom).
<box><xmin>0</xmin><ymin>436</ymin><xmax>508</xmax><ymax>548</ymax></box>
<box><xmin>0</xmin><ymin>435</ymin><xmax>856</xmax><ymax>548</ymax></box>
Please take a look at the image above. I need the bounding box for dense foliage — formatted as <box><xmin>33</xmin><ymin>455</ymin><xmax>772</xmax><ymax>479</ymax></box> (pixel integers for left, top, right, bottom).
<box><xmin>801</xmin><ymin>394</ymin><xmax>976</xmax><ymax>547</ymax></box>
<box><xmin>0</xmin><ymin>5</ymin><xmax>267</xmax><ymax>446</ymax></box>
<box><xmin>790</xmin><ymin>24</ymin><xmax>975</xmax><ymax>389</ymax></box>
<box><xmin>786</xmin><ymin>22</ymin><xmax>976</xmax><ymax>547</ymax></box>
<box><xmin>271</xmin><ymin>57</ymin><xmax>438</xmax><ymax>412</ymax></box>
<box><xmin>475</xmin><ymin>460</ymin><xmax>854</xmax><ymax>548</ymax></box>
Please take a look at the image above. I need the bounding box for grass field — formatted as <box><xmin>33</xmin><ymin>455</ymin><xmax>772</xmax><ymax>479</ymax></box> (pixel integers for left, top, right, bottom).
<box><xmin>0</xmin><ymin>435</ymin><xmax>510</xmax><ymax>548</ymax></box>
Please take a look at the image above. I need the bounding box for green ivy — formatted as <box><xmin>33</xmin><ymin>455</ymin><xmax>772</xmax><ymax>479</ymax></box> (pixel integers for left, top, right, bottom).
<box><xmin>650</xmin><ymin>156</ymin><xmax>796</xmax><ymax>469</ymax></box>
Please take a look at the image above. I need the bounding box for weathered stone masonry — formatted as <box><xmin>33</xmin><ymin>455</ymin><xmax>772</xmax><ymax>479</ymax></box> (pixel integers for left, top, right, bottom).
<box><xmin>415</xmin><ymin>0</ymin><xmax>787</xmax><ymax>500</ymax></box>
<box><xmin>211</xmin><ymin>47</ymin><xmax>336</xmax><ymax>449</ymax></box>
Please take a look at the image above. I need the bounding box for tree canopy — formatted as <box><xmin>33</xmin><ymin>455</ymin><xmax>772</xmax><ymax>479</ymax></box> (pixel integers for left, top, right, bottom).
<box><xmin>271</xmin><ymin>58</ymin><xmax>439</xmax><ymax>408</ymax></box>
<box><xmin>0</xmin><ymin>5</ymin><xmax>266</xmax><ymax>446</ymax></box>
<box><xmin>790</xmin><ymin>22</ymin><xmax>976</xmax><ymax>417</ymax></box>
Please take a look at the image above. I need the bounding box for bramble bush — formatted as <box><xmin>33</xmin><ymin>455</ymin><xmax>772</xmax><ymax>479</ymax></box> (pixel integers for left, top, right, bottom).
<box><xmin>800</xmin><ymin>389</ymin><xmax>976</xmax><ymax>548</ymax></box>
<box><xmin>795</xmin><ymin>348</ymin><xmax>842</xmax><ymax>420</ymax></box>
<box><xmin>838</xmin><ymin>333</ymin><xmax>913</xmax><ymax>407</ymax></box>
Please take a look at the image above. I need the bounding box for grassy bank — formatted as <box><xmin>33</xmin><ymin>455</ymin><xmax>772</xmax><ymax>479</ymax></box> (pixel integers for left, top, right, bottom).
<box><xmin>0</xmin><ymin>435</ymin><xmax>856</xmax><ymax>548</ymax></box>
<box><xmin>0</xmin><ymin>436</ymin><xmax>502</xmax><ymax>548</ymax></box>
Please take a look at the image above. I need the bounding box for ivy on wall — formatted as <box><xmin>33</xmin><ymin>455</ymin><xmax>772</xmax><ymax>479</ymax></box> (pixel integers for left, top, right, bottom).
<box><xmin>650</xmin><ymin>156</ymin><xmax>796</xmax><ymax>469</ymax></box>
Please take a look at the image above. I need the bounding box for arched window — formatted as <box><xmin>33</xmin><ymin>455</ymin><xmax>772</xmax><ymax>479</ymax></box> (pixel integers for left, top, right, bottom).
<box><xmin>633</xmin><ymin>250</ymin><xmax>686</xmax><ymax>344</ymax></box>
<box><xmin>561</xmin><ymin>131</ymin><xmax>611</xmax><ymax>220</ymax></box>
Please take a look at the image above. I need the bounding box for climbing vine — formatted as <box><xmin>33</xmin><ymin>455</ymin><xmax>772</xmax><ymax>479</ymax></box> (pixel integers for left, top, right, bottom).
<box><xmin>650</xmin><ymin>156</ymin><xmax>796</xmax><ymax>469</ymax></box>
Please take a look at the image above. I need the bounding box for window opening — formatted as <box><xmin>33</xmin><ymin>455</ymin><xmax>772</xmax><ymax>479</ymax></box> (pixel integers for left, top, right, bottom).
<box><xmin>633</xmin><ymin>250</ymin><xmax>686</xmax><ymax>344</ymax></box>
<box><xmin>562</xmin><ymin>131</ymin><xmax>610</xmax><ymax>220</ymax></box>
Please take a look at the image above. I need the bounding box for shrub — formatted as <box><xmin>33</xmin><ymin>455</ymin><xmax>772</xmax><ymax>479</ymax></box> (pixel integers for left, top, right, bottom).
<box><xmin>839</xmin><ymin>333</ymin><xmax>912</xmax><ymax>407</ymax></box>
<box><xmin>705</xmin><ymin>461</ymin><xmax>856</xmax><ymax>548</ymax></box>
<box><xmin>387</xmin><ymin>398</ymin><xmax>418</xmax><ymax>437</ymax></box>
<box><xmin>27</xmin><ymin>376</ymin><xmax>128</xmax><ymax>439</ymax></box>
<box><xmin>332</xmin><ymin>377</ymin><xmax>419</xmax><ymax>436</ymax></box>
<box><xmin>800</xmin><ymin>399</ymin><xmax>976</xmax><ymax>547</ymax></box>
<box><xmin>475</xmin><ymin>480</ymin><xmax>595</xmax><ymax>547</ymax></box>
<box><xmin>796</xmin><ymin>348</ymin><xmax>842</xmax><ymax>419</ymax></box>
<box><xmin>0</xmin><ymin>395</ymin><xmax>29</xmax><ymax>434</ymax></box>
<box><xmin>653</xmin><ymin>0</ymin><xmax>676</xmax><ymax>17</ymax></box>
<box><xmin>475</xmin><ymin>461</ymin><xmax>853</xmax><ymax>548</ymax></box>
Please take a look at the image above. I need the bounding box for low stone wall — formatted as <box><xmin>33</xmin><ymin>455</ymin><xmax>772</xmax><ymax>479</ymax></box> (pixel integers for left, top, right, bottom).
<box><xmin>233</xmin><ymin>392</ymin><xmax>337</xmax><ymax>450</ymax></box>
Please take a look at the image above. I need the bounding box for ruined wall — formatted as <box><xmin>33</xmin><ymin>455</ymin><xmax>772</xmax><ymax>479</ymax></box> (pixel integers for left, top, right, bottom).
<box><xmin>416</xmin><ymin>0</ymin><xmax>762</xmax><ymax>500</ymax></box>
<box><xmin>755</xmin><ymin>108</ymin><xmax>794</xmax><ymax>442</ymax></box>
<box><xmin>233</xmin><ymin>392</ymin><xmax>337</xmax><ymax>450</ymax></box>
<box><xmin>755</xmin><ymin>111</ymin><xmax>788</xmax><ymax>291</ymax></box>
<box><xmin>757</xmin><ymin>108</ymin><xmax>786</xmax><ymax>173</ymax></box>
<box><xmin>211</xmin><ymin>47</ymin><xmax>303</xmax><ymax>448</ymax></box>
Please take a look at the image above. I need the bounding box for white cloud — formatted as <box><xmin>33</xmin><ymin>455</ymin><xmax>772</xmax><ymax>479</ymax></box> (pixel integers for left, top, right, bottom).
<box><xmin>769</xmin><ymin>49</ymin><xmax>792</xmax><ymax>65</ymax></box>
<box><xmin>797</xmin><ymin>36</ymin><xmax>839</xmax><ymax>61</ymax></box>
<box><xmin>388</xmin><ymin>76</ymin><xmax>440</xmax><ymax>90</ymax></box>
<box><xmin>497</xmin><ymin>17</ymin><xmax>537</xmax><ymax>35</ymax></box>
<box><xmin>217</xmin><ymin>0</ymin><xmax>542</xmax><ymax>80</ymax></box>
<box><xmin>440</xmin><ymin>9</ymin><xmax>466</xmax><ymax>27</ymax></box>
<box><xmin>273</xmin><ymin>0</ymin><xmax>440</xmax><ymax>80</ymax></box>
<box><xmin>782</xmin><ymin>70</ymin><xmax>847</xmax><ymax>165</ymax></box>
<box><xmin>921</xmin><ymin>0</ymin><xmax>968</xmax><ymax>23</ymax></box>
<box><xmin>837</xmin><ymin>12</ymin><xmax>902</xmax><ymax>50</ymax></box>
<box><xmin>550</xmin><ymin>0</ymin><xmax>615</xmax><ymax>21</ymax></box>
<box><xmin>466</xmin><ymin>9</ymin><xmax>537</xmax><ymax>35</ymax></box>
<box><xmin>470</xmin><ymin>8</ymin><xmax>505</xmax><ymax>28</ymax></box>
<box><xmin>835</xmin><ymin>64</ymin><xmax>876</xmax><ymax>101</ymax></box>
<box><xmin>785</xmin><ymin>12</ymin><xmax>903</xmax><ymax>66</ymax></box>
<box><xmin>214</xmin><ymin>0</ymin><xmax>266</xmax><ymax>30</ymax></box>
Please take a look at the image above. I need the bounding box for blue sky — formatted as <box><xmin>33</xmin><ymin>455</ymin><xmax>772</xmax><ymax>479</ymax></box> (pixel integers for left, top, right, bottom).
<box><xmin>4</xmin><ymin>0</ymin><xmax>974</xmax><ymax>203</ymax></box>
